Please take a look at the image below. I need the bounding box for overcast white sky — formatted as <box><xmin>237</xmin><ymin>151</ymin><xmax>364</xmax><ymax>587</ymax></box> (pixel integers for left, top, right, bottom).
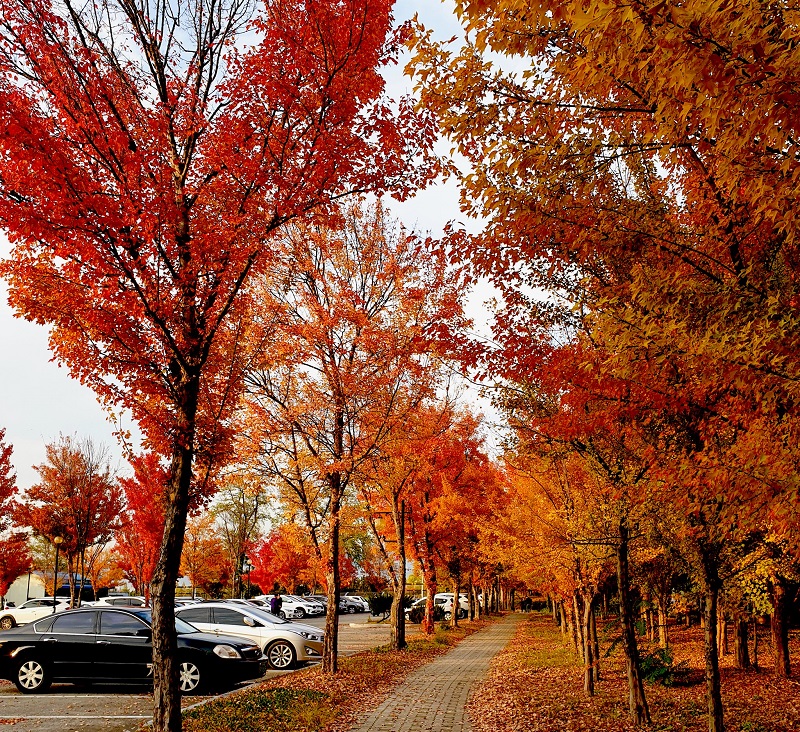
<box><xmin>0</xmin><ymin>0</ymin><xmax>498</xmax><ymax>490</ymax></box>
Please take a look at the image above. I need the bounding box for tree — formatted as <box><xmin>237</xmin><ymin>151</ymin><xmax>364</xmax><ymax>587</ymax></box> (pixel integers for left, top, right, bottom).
<box><xmin>115</xmin><ymin>453</ymin><xmax>166</xmax><ymax>598</ymax></box>
<box><xmin>0</xmin><ymin>0</ymin><xmax>438</xmax><ymax>727</ymax></box>
<box><xmin>0</xmin><ymin>429</ymin><xmax>17</xmax><ymax>532</ymax></box>
<box><xmin>0</xmin><ymin>534</ymin><xmax>31</xmax><ymax>607</ymax></box>
<box><xmin>249</xmin><ymin>522</ymin><xmax>316</xmax><ymax>594</ymax></box>
<box><xmin>212</xmin><ymin>474</ymin><xmax>269</xmax><ymax>597</ymax></box>
<box><xmin>181</xmin><ymin>512</ymin><xmax>229</xmax><ymax>598</ymax></box>
<box><xmin>409</xmin><ymin>6</ymin><xmax>800</xmax><ymax>729</ymax></box>
<box><xmin>240</xmin><ymin>199</ymin><xmax>463</xmax><ymax>671</ymax></box>
<box><xmin>16</xmin><ymin>435</ymin><xmax>122</xmax><ymax>606</ymax></box>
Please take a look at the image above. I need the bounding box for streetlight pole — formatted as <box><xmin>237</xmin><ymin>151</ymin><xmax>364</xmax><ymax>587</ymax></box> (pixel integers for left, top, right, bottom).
<box><xmin>52</xmin><ymin>536</ymin><xmax>63</xmax><ymax>613</ymax></box>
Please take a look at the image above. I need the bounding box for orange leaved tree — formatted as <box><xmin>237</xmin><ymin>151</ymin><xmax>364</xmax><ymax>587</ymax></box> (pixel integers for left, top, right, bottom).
<box><xmin>239</xmin><ymin>199</ymin><xmax>463</xmax><ymax>671</ymax></box>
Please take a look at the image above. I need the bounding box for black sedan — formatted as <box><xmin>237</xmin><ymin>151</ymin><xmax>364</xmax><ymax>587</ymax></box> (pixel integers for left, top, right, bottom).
<box><xmin>0</xmin><ymin>607</ymin><xmax>265</xmax><ymax>694</ymax></box>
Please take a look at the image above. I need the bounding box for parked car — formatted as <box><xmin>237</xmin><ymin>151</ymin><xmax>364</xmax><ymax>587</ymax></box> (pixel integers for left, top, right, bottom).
<box><xmin>284</xmin><ymin>595</ymin><xmax>325</xmax><ymax>616</ymax></box>
<box><xmin>434</xmin><ymin>593</ymin><xmax>469</xmax><ymax>620</ymax></box>
<box><xmin>174</xmin><ymin>598</ymin><xmax>202</xmax><ymax>607</ymax></box>
<box><xmin>338</xmin><ymin>596</ymin><xmax>366</xmax><ymax>614</ymax></box>
<box><xmin>0</xmin><ymin>598</ymin><xmax>70</xmax><ymax>630</ymax></box>
<box><xmin>343</xmin><ymin>595</ymin><xmax>370</xmax><ymax>612</ymax></box>
<box><xmin>0</xmin><ymin>606</ymin><xmax>265</xmax><ymax>694</ymax></box>
<box><xmin>175</xmin><ymin>602</ymin><xmax>324</xmax><ymax>670</ymax></box>
<box><xmin>305</xmin><ymin>594</ymin><xmax>328</xmax><ymax>609</ymax></box>
<box><xmin>88</xmin><ymin>596</ymin><xmax>148</xmax><ymax>608</ymax></box>
<box><xmin>251</xmin><ymin>594</ymin><xmax>306</xmax><ymax>620</ymax></box>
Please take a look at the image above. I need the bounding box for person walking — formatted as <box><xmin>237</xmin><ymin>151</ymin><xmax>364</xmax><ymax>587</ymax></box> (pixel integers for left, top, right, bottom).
<box><xmin>269</xmin><ymin>591</ymin><xmax>283</xmax><ymax>616</ymax></box>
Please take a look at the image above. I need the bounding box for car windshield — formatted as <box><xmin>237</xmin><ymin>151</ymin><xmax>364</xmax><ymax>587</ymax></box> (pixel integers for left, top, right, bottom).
<box><xmin>243</xmin><ymin>605</ymin><xmax>288</xmax><ymax>625</ymax></box>
<box><xmin>130</xmin><ymin>609</ymin><xmax>198</xmax><ymax>635</ymax></box>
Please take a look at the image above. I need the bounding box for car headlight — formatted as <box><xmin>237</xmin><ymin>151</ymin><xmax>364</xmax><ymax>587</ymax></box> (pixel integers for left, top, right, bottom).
<box><xmin>213</xmin><ymin>644</ymin><xmax>241</xmax><ymax>659</ymax></box>
<box><xmin>289</xmin><ymin>630</ymin><xmax>322</xmax><ymax>641</ymax></box>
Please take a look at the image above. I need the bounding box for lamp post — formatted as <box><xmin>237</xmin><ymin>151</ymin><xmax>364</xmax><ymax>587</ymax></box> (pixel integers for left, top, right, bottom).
<box><xmin>242</xmin><ymin>558</ymin><xmax>253</xmax><ymax>599</ymax></box>
<box><xmin>52</xmin><ymin>536</ymin><xmax>63</xmax><ymax>613</ymax></box>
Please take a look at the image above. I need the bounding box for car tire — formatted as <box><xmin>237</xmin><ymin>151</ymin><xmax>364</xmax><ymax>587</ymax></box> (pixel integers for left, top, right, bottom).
<box><xmin>178</xmin><ymin>659</ymin><xmax>204</xmax><ymax>695</ymax></box>
<box><xmin>0</xmin><ymin>615</ymin><xmax>16</xmax><ymax>630</ymax></box>
<box><xmin>295</xmin><ymin>608</ymin><xmax>305</xmax><ymax>618</ymax></box>
<box><xmin>14</xmin><ymin>657</ymin><xmax>52</xmax><ymax>694</ymax></box>
<box><xmin>444</xmin><ymin>611</ymin><xmax>452</xmax><ymax>621</ymax></box>
<box><xmin>266</xmin><ymin>640</ymin><xmax>296</xmax><ymax>670</ymax></box>
<box><xmin>347</xmin><ymin>605</ymin><xmax>356</xmax><ymax>614</ymax></box>
<box><xmin>278</xmin><ymin>610</ymin><xmax>286</xmax><ymax>619</ymax></box>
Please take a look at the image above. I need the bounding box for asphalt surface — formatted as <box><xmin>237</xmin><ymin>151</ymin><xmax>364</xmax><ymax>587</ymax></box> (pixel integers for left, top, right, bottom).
<box><xmin>0</xmin><ymin>611</ymin><xmax>390</xmax><ymax>732</ymax></box>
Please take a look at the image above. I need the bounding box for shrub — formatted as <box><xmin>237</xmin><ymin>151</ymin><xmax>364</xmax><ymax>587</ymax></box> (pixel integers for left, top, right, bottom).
<box><xmin>407</xmin><ymin>602</ymin><xmax>445</xmax><ymax>624</ymax></box>
<box><xmin>368</xmin><ymin>593</ymin><xmax>393</xmax><ymax>618</ymax></box>
<box><xmin>639</xmin><ymin>646</ymin><xmax>689</xmax><ymax>686</ymax></box>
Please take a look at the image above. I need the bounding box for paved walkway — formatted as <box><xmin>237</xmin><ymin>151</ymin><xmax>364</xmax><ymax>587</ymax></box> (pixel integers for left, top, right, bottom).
<box><xmin>348</xmin><ymin>613</ymin><xmax>522</xmax><ymax>732</ymax></box>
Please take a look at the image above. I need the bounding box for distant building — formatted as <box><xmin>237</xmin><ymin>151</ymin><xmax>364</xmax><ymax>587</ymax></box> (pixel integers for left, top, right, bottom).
<box><xmin>5</xmin><ymin>571</ymin><xmax>46</xmax><ymax>606</ymax></box>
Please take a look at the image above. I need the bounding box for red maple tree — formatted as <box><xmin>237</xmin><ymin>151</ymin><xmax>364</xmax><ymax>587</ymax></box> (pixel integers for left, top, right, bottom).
<box><xmin>0</xmin><ymin>1</ymin><xmax>437</xmax><ymax>724</ymax></box>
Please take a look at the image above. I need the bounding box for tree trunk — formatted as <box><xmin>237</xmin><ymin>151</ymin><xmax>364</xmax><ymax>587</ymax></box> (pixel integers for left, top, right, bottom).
<box><xmin>574</xmin><ymin>592</ymin><xmax>585</xmax><ymax>663</ymax></box>
<box><xmin>483</xmin><ymin>584</ymin><xmax>489</xmax><ymax>616</ymax></box>
<box><xmin>617</xmin><ymin>523</ymin><xmax>651</xmax><ymax>726</ymax></box>
<box><xmin>657</xmin><ymin>594</ymin><xmax>669</xmax><ymax>650</ymax></box>
<box><xmin>752</xmin><ymin>617</ymin><xmax>759</xmax><ymax>670</ymax></box>
<box><xmin>452</xmin><ymin>572</ymin><xmax>461</xmax><ymax>628</ymax></box>
<box><xmin>770</xmin><ymin>576</ymin><xmax>792</xmax><ymax>678</ymax></box>
<box><xmin>700</xmin><ymin>554</ymin><xmax>725</xmax><ymax>732</ymax></box>
<box><xmin>322</xmin><ymin>471</ymin><xmax>343</xmax><ymax>674</ymax></box>
<box><xmin>151</xmin><ymin>408</ymin><xmax>196</xmax><ymax>732</ymax></box>
<box><xmin>717</xmin><ymin>603</ymin><xmax>728</xmax><ymax>656</ymax></box>
<box><xmin>591</xmin><ymin>605</ymin><xmax>601</xmax><ymax>682</ymax></box>
<box><xmin>389</xmin><ymin>499</ymin><xmax>406</xmax><ymax>650</ymax></box>
<box><xmin>734</xmin><ymin>614</ymin><xmax>750</xmax><ymax>669</ymax></box>
<box><xmin>582</xmin><ymin>594</ymin><xmax>595</xmax><ymax>696</ymax></box>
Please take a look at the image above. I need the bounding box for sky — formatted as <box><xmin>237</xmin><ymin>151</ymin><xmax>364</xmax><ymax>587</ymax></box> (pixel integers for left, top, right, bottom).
<box><xmin>0</xmin><ymin>0</ymin><xmax>496</xmax><ymax>491</ymax></box>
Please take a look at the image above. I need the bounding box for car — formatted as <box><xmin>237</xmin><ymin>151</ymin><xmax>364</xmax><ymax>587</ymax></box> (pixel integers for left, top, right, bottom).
<box><xmin>0</xmin><ymin>598</ymin><xmax>70</xmax><ymax>630</ymax></box>
<box><xmin>251</xmin><ymin>594</ymin><xmax>306</xmax><ymax>619</ymax></box>
<box><xmin>284</xmin><ymin>595</ymin><xmax>325</xmax><ymax>616</ymax></box>
<box><xmin>174</xmin><ymin>598</ymin><xmax>202</xmax><ymax>607</ymax></box>
<box><xmin>0</xmin><ymin>606</ymin><xmax>265</xmax><ymax>694</ymax></box>
<box><xmin>88</xmin><ymin>596</ymin><xmax>148</xmax><ymax>608</ymax></box>
<box><xmin>434</xmin><ymin>593</ymin><xmax>469</xmax><ymax>620</ymax></box>
<box><xmin>344</xmin><ymin>595</ymin><xmax>370</xmax><ymax>612</ymax></box>
<box><xmin>175</xmin><ymin>601</ymin><xmax>324</xmax><ymax>670</ymax></box>
<box><xmin>338</xmin><ymin>596</ymin><xmax>365</xmax><ymax>614</ymax></box>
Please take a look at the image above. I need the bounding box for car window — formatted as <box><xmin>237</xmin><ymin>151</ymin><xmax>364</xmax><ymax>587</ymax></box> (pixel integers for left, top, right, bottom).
<box><xmin>239</xmin><ymin>605</ymin><xmax>286</xmax><ymax>625</ymax></box>
<box><xmin>32</xmin><ymin>616</ymin><xmax>56</xmax><ymax>633</ymax></box>
<box><xmin>99</xmin><ymin>611</ymin><xmax>150</xmax><ymax>637</ymax></box>
<box><xmin>177</xmin><ymin>606</ymin><xmax>211</xmax><ymax>624</ymax></box>
<box><xmin>212</xmin><ymin>607</ymin><xmax>248</xmax><ymax>625</ymax></box>
<box><xmin>51</xmin><ymin>612</ymin><xmax>96</xmax><ymax>634</ymax></box>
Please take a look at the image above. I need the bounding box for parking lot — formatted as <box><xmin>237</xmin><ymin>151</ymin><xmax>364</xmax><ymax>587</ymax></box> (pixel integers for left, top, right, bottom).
<box><xmin>0</xmin><ymin>612</ymin><xmax>390</xmax><ymax>732</ymax></box>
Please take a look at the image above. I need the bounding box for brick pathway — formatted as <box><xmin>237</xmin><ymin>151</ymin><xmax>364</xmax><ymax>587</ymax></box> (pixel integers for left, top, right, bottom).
<box><xmin>347</xmin><ymin>613</ymin><xmax>522</xmax><ymax>732</ymax></box>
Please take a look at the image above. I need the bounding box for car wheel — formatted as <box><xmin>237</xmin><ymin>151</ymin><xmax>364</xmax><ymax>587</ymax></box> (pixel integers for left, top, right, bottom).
<box><xmin>14</xmin><ymin>657</ymin><xmax>52</xmax><ymax>694</ymax></box>
<box><xmin>178</xmin><ymin>660</ymin><xmax>204</xmax><ymax>695</ymax></box>
<box><xmin>278</xmin><ymin>610</ymin><xmax>286</xmax><ymax>619</ymax></box>
<box><xmin>295</xmin><ymin>608</ymin><xmax>305</xmax><ymax>618</ymax></box>
<box><xmin>0</xmin><ymin>615</ymin><xmax>15</xmax><ymax>630</ymax></box>
<box><xmin>266</xmin><ymin>640</ymin><xmax>296</xmax><ymax>670</ymax></box>
<box><xmin>347</xmin><ymin>605</ymin><xmax>356</xmax><ymax>614</ymax></box>
<box><xmin>444</xmin><ymin>611</ymin><xmax>452</xmax><ymax>621</ymax></box>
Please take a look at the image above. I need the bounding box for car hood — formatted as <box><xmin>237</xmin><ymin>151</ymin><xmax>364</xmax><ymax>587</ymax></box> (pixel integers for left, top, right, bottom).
<box><xmin>282</xmin><ymin>621</ymin><xmax>323</xmax><ymax>636</ymax></box>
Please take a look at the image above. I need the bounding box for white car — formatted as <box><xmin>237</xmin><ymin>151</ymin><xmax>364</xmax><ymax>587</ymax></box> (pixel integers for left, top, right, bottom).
<box><xmin>252</xmin><ymin>594</ymin><xmax>309</xmax><ymax>619</ymax></box>
<box><xmin>0</xmin><ymin>598</ymin><xmax>70</xmax><ymax>629</ymax></box>
<box><xmin>344</xmin><ymin>595</ymin><xmax>370</xmax><ymax>612</ymax></box>
<box><xmin>435</xmin><ymin>593</ymin><xmax>469</xmax><ymax>619</ymax></box>
<box><xmin>285</xmin><ymin>595</ymin><xmax>325</xmax><ymax>616</ymax></box>
<box><xmin>175</xmin><ymin>601</ymin><xmax>324</xmax><ymax>670</ymax></box>
<box><xmin>88</xmin><ymin>595</ymin><xmax>148</xmax><ymax>607</ymax></box>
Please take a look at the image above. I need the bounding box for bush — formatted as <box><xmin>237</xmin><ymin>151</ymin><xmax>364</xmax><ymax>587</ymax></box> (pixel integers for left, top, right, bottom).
<box><xmin>639</xmin><ymin>646</ymin><xmax>688</xmax><ymax>686</ymax></box>
<box><xmin>407</xmin><ymin>602</ymin><xmax>445</xmax><ymax>624</ymax></box>
<box><xmin>368</xmin><ymin>593</ymin><xmax>393</xmax><ymax>618</ymax></box>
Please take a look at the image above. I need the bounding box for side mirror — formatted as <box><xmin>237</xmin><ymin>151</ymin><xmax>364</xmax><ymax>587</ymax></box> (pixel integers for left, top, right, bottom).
<box><xmin>243</xmin><ymin>616</ymin><xmax>259</xmax><ymax>627</ymax></box>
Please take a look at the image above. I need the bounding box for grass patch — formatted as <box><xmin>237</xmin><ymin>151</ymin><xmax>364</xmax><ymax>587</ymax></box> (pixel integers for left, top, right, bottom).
<box><xmin>183</xmin><ymin>688</ymin><xmax>334</xmax><ymax>732</ymax></box>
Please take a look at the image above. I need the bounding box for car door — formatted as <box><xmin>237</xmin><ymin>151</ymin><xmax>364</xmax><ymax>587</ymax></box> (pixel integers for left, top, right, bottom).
<box><xmin>42</xmin><ymin>611</ymin><xmax>98</xmax><ymax>679</ymax></box>
<box><xmin>93</xmin><ymin>610</ymin><xmax>153</xmax><ymax>681</ymax></box>
<box><xmin>210</xmin><ymin>607</ymin><xmax>261</xmax><ymax>645</ymax></box>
